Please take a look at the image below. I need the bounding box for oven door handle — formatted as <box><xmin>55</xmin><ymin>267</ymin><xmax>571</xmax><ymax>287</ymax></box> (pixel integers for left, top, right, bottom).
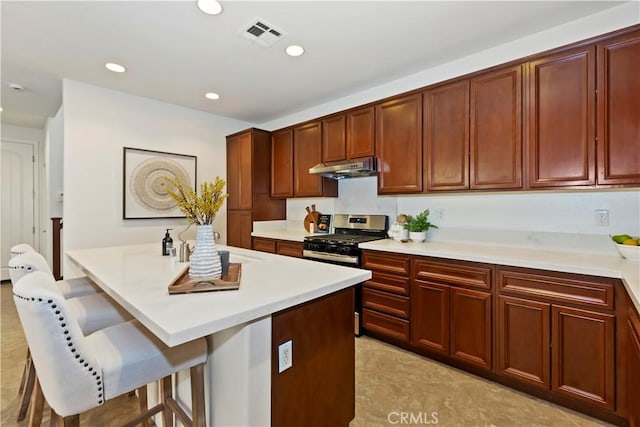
<box><xmin>302</xmin><ymin>250</ymin><xmax>359</xmax><ymax>265</ymax></box>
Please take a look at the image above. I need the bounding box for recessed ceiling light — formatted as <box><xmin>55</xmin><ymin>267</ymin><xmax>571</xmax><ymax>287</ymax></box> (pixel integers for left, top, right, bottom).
<box><xmin>205</xmin><ymin>92</ymin><xmax>220</xmax><ymax>100</ymax></box>
<box><xmin>0</xmin><ymin>107</ymin><xmax>3</xmax><ymax>112</ymax></box>
<box><xmin>197</xmin><ymin>0</ymin><xmax>222</xmax><ymax>15</ymax></box>
<box><xmin>8</xmin><ymin>83</ymin><xmax>25</xmax><ymax>92</ymax></box>
<box><xmin>105</xmin><ymin>63</ymin><xmax>126</xmax><ymax>73</ymax></box>
<box><xmin>285</xmin><ymin>45</ymin><xmax>305</xmax><ymax>57</ymax></box>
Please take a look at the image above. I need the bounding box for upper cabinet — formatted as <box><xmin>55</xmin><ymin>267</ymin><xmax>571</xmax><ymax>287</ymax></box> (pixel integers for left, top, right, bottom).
<box><xmin>527</xmin><ymin>46</ymin><xmax>596</xmax><ymax>188</ymax></box>
<box><xmin>376</xmin><ymin>93</ymin><xmax>423</xmax><ymax>194</ymax></box>
<box><xmin>424</xmin><ymin>80</ymin><xmax>470</xmax><ymax>191</ymax></box>
<box><xmin>322</xmin><ymin>115</ymin><xmax>346</xmax><ymax>162</ymax></box>
<box><xmin>294</xmin><ymin>121</ymin><xmax>338</xmax><ymax>197</ymax></box>
<box><xmin>271</xmin><ymin>128</ymin><xmax>294</xmax><ymax>198</ymax></box>
<box><xmin>321</xmin><ymin>106</ymin><xmax>375</xmax><ymax>163</ymax></box>
<box><xmin>347</xmin><ymin>106</ymin><xmax>375</xmax><ymax>159</ymax></box>
<box><xmin>227</xmin><ymin>131</ymin><xmax>253</xmax><ymax>210</ymax></box>
<box><xmin>470</xmin><ymin>65</ymin><xmax>523</xmax><ymax>190</ymax></box>
<box><xmin>596</xmin><ymin>31</ymin><xmax>640</xmax><ymax>186</ymax></box>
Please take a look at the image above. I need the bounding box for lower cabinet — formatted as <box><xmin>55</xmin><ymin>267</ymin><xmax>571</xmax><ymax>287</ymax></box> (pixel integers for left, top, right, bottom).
<box><xmin>361</xmin><ymin>251</ymin><xmax>411</xmax><ymax>344</ymax></box>
<box><xmin>252</xmin><ymin>237</ymin><xmax>303</xmax><ymax>258</ymax></box>
<box><xmin>411</xmin><ymin>257</ymin><xmax>493</xmax><ymax>371</ymax></box>
<box><xmin>496</xmin><ymin>266</ymin><xmax>616</xmax><ymax>411</ymax></box>
<box><xmin>627</xmin><ymin>306</ymin><xmax>640</xmax><ymax>427</ymax></box>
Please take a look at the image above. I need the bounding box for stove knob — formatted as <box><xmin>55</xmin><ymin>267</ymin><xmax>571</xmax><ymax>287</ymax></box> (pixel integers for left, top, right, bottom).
<box><xmin>338</xmin><ymin>246</ymin><xmax>351</xmax><ymax>255</ymax></box>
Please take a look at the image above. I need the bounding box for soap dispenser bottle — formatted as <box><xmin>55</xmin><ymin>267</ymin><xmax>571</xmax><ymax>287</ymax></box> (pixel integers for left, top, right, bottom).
<box><xmin>162</xmin><ymin>229</ymin><xmax>173</xmax><ymax>256</ymax></box>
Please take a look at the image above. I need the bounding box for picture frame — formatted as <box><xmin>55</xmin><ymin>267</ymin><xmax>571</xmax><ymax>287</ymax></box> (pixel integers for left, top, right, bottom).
<box><xmin>123</xmin><ymin>147</ymin><xmax>197</xmax><ymax>219</ymax></box>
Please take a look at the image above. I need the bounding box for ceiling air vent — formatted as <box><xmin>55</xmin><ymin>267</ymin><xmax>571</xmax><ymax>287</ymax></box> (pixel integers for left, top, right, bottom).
<box><xmin>239</xmin><ymin>18</ymin><xmax>286</xmax><ymax>48</ymax></box>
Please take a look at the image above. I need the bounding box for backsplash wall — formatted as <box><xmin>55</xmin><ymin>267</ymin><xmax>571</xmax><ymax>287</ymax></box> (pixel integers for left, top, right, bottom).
<box><xmin>286</xmin><ymin>177</ymin><xmax>640</xmax><ymax>236</ymax></box>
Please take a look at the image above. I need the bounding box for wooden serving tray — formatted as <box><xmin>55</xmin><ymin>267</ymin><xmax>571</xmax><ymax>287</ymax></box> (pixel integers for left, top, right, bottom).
<box><xmin>168</xmin><ymin>263</ymin><xmax>242</xmax><ymax>294</ymax></box>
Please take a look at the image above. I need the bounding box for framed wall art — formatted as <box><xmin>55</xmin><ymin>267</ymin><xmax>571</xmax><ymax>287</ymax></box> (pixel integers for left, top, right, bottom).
<box><xmin>123</xmin><ymin>147</ymin><xmax>197</xmax><ymax>219</ymax></box>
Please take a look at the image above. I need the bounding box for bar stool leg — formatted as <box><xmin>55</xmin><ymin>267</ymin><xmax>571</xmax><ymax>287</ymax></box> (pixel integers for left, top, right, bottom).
<box><xmin>190</xmin><ymin>364</ymin><xmax>206</xmax><ymax>427</ymax></box>
<box><xmin>18</xmin><ymin>360</ymin><xmax>36</xmax><ymax>421</ymax></box>
<box><xmin>27</xmin><ymin>376</ymin><xmax>45</xmax><ymax>427</ymax></box>
<box><xmin>160</xmin><ymin>376</ymin><xmax>174</xmax><ymax>427</ymax></box>
<box><xmin>137</xmin><ymin>385</ymin><xmax>154</xmax><ymax>427</ymax></box>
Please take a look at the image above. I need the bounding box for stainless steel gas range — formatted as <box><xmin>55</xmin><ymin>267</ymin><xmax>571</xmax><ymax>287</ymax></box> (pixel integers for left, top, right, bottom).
<box><xmin>303</xmin><ymin>214</ymin><xmax>389</xmax><ymax>335</ymax></box>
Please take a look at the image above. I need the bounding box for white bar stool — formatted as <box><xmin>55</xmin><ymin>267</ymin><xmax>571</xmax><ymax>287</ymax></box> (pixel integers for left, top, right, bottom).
<box><xmin>9</xmin><ymin>243</ymin><xmax>101</xmax><ymax>298</ymax></box>
<box><xmin>13</xmin><ymin>271</ymin><xmax>207</xmax><ymax>427</ymax></box>
<box><xmin>9</xmin><ymin>252</ymin><xmax>132</xmax><ymax>423</ymax></box>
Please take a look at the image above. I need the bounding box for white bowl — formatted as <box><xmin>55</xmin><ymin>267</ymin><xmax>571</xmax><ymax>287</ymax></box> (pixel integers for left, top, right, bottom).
<box><xmin>615</xmin><ymin>243</ymin><xmax>640</xmax><ymax>261</ymax></box>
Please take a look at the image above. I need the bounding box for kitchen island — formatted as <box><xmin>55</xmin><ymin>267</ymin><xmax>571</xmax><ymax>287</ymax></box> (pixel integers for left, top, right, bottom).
<box><xmin>67</xmin><ymin>243</ymin><xmax>371</xmax><ymax>427</ymax></box>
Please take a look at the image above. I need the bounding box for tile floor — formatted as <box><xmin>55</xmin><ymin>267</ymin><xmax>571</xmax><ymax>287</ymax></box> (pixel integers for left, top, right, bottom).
<box><xmin>1</xmin><ymin>282</ymin><xmax>612</xmax><ymax>426</ymax></box>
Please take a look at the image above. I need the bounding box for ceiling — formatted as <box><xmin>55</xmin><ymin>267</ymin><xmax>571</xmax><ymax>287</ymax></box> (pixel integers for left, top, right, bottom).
<box><xmin>0</xmin><ymin>1</ymin><xmax>630</xmax><ymax>129</ymax></box>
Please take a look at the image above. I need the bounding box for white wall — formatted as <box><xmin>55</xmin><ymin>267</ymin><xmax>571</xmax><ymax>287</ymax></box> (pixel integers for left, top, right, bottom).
<box><xmin>267</xmin><ymin>4</ymin><xmax>640</xmax><ymax>240</ymax></box>
<box><xmin>62</xmin><ymin>80</ymin><xmax>252</xmax><ymax>274</ymax></box>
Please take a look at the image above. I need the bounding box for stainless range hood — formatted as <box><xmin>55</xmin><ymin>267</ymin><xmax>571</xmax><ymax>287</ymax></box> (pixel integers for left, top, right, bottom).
<box><xmin>308</xmin><ymin>157</ymin><xmax>378</xmax><ymax>180</ymax></box>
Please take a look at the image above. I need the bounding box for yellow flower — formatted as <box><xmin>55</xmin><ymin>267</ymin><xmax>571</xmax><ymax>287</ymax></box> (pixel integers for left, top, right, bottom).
<box><xmin>165</xmin><ymin>176</ymin><xmax>228</xmax><ymax>225</ymax></box>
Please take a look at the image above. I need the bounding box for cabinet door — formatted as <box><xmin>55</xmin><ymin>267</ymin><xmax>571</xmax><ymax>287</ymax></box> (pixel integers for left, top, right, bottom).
<box><xmin>276</xmin><ymin>241</ymin><xmax>303</xmax><ymax>258</ymax></box>
<box><xmin>628</xmin><ymin>308</ymin><xmax>640</xmax><ymax>427</ymax></box>
<box><xmin>271</xmin><ymin>129</ymin><xmax>294</xmax><ymax>198</ymax></box>
<box><xmin>253</xmin><ymin>237</ymin><xmax>276</xmax><ymax>253</ymax></box>
<box><xmin>294</xmin><ymin>122</ymin><xmax>324</xmax><ymax>197</ymax></box>
<box><xmin>322</xmin><ymin>115</ymin><xmax>346</xmax><ymax>162</ymax></box>
<box><xmin>376</xmin><ymin>93</ymin><xmax>423</xmax><ymax>194</ymax></box>
<box><xmin>411</xmin><ymin>280</ymin><xmax>449</xmax><ymax>355</ymax></box>
<box><xmin>528</xmin><ymin>46</ymin><xmax>596</xmax><ymax>187</ymax></box>
<box><xmin>450</xmin><ymin>287</ymin><xmax>492</xmax><ymax>370</ymax></box>
<box><xmin>226</xmin><ymin>210</ymin><xmax>252</xmax><ymax>249</ymax></box>
<box><xmin>496</xmin><ymin>296</ymin><xmax>550</xmax><ymax>389</ymax></box>
<box><xmin>470</xmin><ymin>65</ymin><xmax>523</xmax><ymax>189</ymax></box>
<box><xmin>347</xmin><ymin>106</ymin><xmax>375</xmax><ymax>159</ymax></box>
<box><xmin>226</xmin><ymin>132</ymin><xmax>253</xmax><ymax>210</ymax></box>
<box><xmin>597</xmin><ymin>31</ymin><xmax>640</xmax><ymax>186</ymax></box>
<box><xmin>424</xmin><ymin>80</ymin><xmax>470</xmax><ymax>191</ymax></box>
<box><xmin>551</xmin><ymin>305</ymin><xmax>614</xmax><ymax>410</ymax></box>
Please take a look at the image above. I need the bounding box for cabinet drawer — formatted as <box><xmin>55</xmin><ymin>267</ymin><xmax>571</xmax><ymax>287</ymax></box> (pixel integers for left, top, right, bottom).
<box><xmin>364</xmin><ymin>271</ymin><xmax>410</xmax><ymax>296</ymax></box>
<box><xmin>498</xmin><ymin>267</ymin><xmax>614</xmax><ymax>310</ymax></box>
<box><xmin>253</xmin><ymin>238</ymin><xmax>276</xmax><ymax>253</ymax></box>
<box><xmin>362</xmin><ymin>250</ymin><xmax>410</xmax><ymax>276</ymax></box>
<box><xmin>413</xmin><ymin>257</ymin><xmax>492</xmax><ymax>290</ymax></box>
<box><xmin>363</xmin><ymin>308</ymin><xmax>410</xmax><ymax>342</ymax></box>
<box><xmin>276</xmin><ymin>241</ymin><xmax>303</xmax><ymax>258</ymax></box>
<box><xmin>362</xmin><ymin>288</ymin><xmax>410</xmax><ymax>319</ymax></box>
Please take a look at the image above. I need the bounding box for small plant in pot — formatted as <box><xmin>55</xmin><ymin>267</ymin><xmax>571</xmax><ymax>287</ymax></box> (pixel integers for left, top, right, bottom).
<box><xmin>404</xmin><ymin>209</ymin><xmax>438</xmax><ymax>242</ymax></box>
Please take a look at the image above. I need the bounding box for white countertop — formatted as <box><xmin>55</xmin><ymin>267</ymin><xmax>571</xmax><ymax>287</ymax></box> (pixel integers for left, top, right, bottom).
<box><xmin>67</xmin><ymin>244</ymin><xmax>371</xmax><ymax>346</ymax></box>
<box><xmin>251</xmin><ymin>229</ymin><xmax>311</xmax><ymax>242</ymax></box>
<box><xmin>359</xmin><ymin>239</ymin><xmax>640</xmax><ymax>313</ymax></box>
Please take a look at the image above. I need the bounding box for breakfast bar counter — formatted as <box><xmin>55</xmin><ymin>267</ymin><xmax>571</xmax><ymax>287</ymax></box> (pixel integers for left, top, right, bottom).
<box><xmin>67</xmin><ymin>243</ymin><xmax>370</xmax><ymax>426</ymax></box>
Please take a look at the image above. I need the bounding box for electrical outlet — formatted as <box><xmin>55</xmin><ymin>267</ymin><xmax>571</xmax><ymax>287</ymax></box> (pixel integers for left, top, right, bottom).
<box><xmin>278</xmin><ymin>340</ymin><xmax>292</xmax><ymax>373</ymax></box>
<box><xmin>435</xmin><ymin>208</ymin><xmax>445</xmax><ymax>221</ymax></box>
<box><xmin>595</xmin><ymin>209</ymin><xmax>609</xmax><ymax>226</ymax></box>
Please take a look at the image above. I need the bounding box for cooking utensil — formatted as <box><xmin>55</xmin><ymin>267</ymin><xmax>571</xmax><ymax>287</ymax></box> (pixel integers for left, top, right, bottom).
<box><xmin>311</xmin><ymin>204</ymin><xmax>316</xmax><ymax>212</ymax></box>
<box><xmin>305</xmin><ymin>206</ymin><xmax>311</xmax><ymax>214</ymax></box>
<box><xmin>304</xmin><ymin>209</ymin><xmax>320</xmax><ymax>232</ymax></box>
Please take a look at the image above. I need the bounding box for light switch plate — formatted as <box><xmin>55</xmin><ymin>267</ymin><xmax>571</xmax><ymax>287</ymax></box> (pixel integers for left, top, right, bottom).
<box><xmin>278</xmin><ymin>340</ymin><xmax>293</xmax><ymax>373</ymax></box>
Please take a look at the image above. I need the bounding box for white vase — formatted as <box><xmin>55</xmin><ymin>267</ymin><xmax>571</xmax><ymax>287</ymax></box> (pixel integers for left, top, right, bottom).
<box><xmin>409</xmin><ymin>231</ymin><xmax>426</xmax><ymax>242</ymax></box>
<box><xmin>189</xmin><ymin>224</ymin><xmax>222</xmax><ymax>279</ymax></box>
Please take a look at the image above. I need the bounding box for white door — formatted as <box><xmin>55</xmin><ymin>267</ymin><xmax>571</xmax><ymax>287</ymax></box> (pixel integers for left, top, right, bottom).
<box><xmin>1</xmin><ymin>140</ymin><xmax>36</xmax><ymax>281</ymax></box>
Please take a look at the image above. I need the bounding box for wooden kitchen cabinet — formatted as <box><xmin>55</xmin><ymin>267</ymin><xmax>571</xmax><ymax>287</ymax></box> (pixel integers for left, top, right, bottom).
<box><xmin>322</xmin><ymin>114</ymin><xmax>346</xmax><ymax>162</ymax></box>
<box><xmin>628</xmin><ymin>306</ymin><xmax>640</xmax><ymax>427</ymax></box>
<box><xmin>497</xmin><ymin>266</ymin><xmax>616</xmax><ymax>411</ymax></box>
<box><xmin>271</xmin><ymin>128</ymin><xmax>294</xmax><ymax>198</ymax></box>
<box><xmin>347</xmin><ymin>106</ymin><xmax>375</xmax><ymax>159</ymax></box>
<box><xmin>361</xmin><ymin>250</ymin><xmax>411</xmax><ymax>344</ymax></box>
<box><xmin>411</xmin><ymin>257</ymin><xmax>493</xmax><ymax>370</ymax></box>
<box><xmin>294</xmin><ymin>121</ymin><xmax>338</xmax><ymax>197</ymax></box>
<box><xmin>596</xmin><ymin>31</ymin><xmax>640</xmax><ymax>186</ymax></box>
<box><xmin>253</xmin><ymin>237</ymin><xmax>276</xmax><ymax>253</ymax></box>
<box><xmin>496</xmin><ymin>295</ymin><xmax>550</xmax><ymax>390</ymax></box>
<box><xmin>375</xmin><ymin>93</ymin><xmax>423</xmax><ymax>194</ymax></box>
<box><xmin>424</xmin><ymin>80</ymin><xmax>469</xmax><ymax>191</ymax></box>
<box><xmin>227</xmin><ymin>210</ymin><xmax>253</xmax><ymax>249</ymax></box>
<box><xmin>470</xmin><ymin>65</ymin><xmax>523</xmax><ymax>189</ymax></box>
<box><xmin>552</xmin><ymin>305</ymin><xmax>615</xmax><ymax>410</ymax></box>
<box><xmin>276</xmin><ymin>240</ymin><xmax>303</xmax><ymax>258</ymax></box>
<box><xmin>527</xmin><ymin>46</ymin><xmax>596</xmax><ymax>188</ymax></box>
<box><xmin>227</xmin><ymin>128</ymin><xmax>286</xmax><ymax>249</ymax></box>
